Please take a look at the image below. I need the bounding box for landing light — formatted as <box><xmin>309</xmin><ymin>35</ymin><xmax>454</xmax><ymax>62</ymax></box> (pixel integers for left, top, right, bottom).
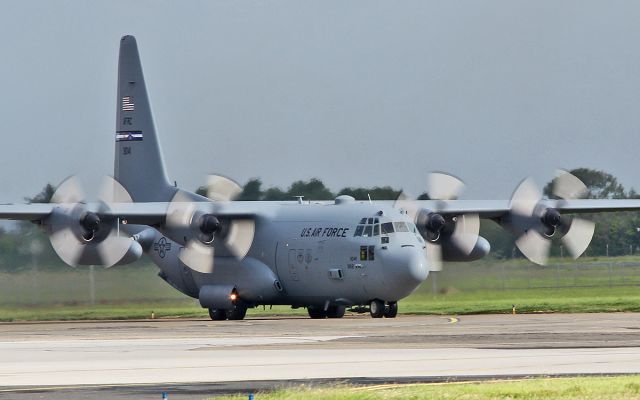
<box><xmin>229</xmin><ymin>293</ymin><xmax>238</xmax><ymax>302</ymax></box>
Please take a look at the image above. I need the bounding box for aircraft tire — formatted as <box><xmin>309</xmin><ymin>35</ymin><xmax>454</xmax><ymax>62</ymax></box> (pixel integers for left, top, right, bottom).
<box><xmin>307</xmin><ymin>307</ymin><xmax>327</xmax><ymax>319</ymax></box>
<box><xmin>326</xmin><ymin>305</ymin><xmax>345</xmax><ymax>319</ymax></box>
<box><xmin>369</xmin><ymin>299</ymin><xmax>385</xmax><ymax>318</ymax></box>
<box><xmin>208</xmin><ymin>308</ymin><xmax>228</xmax><ymax>321</ymax></box>
<box><xmin>384</xmin><ymin>302</ymin><xmax>398</xmax><ymax>318</ymax></box>
<box><xmin>227</xmin><ymin>304</ymin><xmax>247</xmax><ymax>320</ymax></box>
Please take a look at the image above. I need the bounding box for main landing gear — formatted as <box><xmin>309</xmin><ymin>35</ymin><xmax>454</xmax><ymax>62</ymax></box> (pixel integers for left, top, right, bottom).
<box><xmin>208</xmin><ymin>303</ymin><xmax>248</xmax><ymax>321</ymax></box>
<box><xmin>307</xmin><ymin>305</ymin><xmax>346</xmax><ymax>319</ymax></box>
<box><xmin>369</xmin><ymin>299</ymin><xmax>397</xmax><ymax>318</ymax></box>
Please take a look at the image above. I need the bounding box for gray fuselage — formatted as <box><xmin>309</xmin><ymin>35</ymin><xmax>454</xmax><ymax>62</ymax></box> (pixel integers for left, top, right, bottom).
<box><xmin>146</xmin><ymin>200</ymin><xmax>429</xmax><ymax>308</ymax></box>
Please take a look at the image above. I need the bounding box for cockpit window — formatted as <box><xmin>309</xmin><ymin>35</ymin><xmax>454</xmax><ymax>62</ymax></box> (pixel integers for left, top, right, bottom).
<box><xmin>381</xmin><ymin>222</ymin><xmax>394</xmax><ymax>234</ymax></box>
<box><xmin>359</xmin><ymin>218</ymin><xmax>367</xmax><ymax>224</ymax></box>
<box><xmin>354</xmin><ymin>225</ymin><xmax>364</xmax><ymax>236</ymax></box>
<box><xmin>363</xmin><ymin>225</ymin><xmax>373</xmax><ymax>237</ymax></box>
<box><xmin>367</xmin><ymin>218</ymin><xmax>374</xmax><ymax>224</ymax></box>
<box><xmin>394</xmin><ymin>222</ymin><xmax>409</xmax><ymax>232</ymax></box>
<box><xmin>373</xmin><ymin>224</ymin><xmax>380</xmax><ymax>236</ymax></box>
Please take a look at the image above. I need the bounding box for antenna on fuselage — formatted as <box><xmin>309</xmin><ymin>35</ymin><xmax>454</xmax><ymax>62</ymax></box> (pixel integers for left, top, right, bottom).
<box><xmin>367</xmin><ymin>193</ymin><xmax>372</xmax><ymax>204</ymax></box>
<box><xmin>294</xmin><ymin>195</ymin><xmax>304</xmax><ymax>204</ymax></box>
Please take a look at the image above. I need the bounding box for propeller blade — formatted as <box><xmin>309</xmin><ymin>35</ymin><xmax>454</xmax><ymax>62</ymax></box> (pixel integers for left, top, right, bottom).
<box><xmin>426</xmin><ymin>172</ymin><xmax>465</xmax><ymax>200</ymax></box>
<box><xmin>165</xmin><ymin>190</ymin><xmax>198</xmax><ymax>229</ymax></box>
<box><xmin>561</xmin><ymin>218</ymin><xmax>596</xmax><ymax>259</ymax></box>
<box><xmin>51</xmin><ymin>176</ymin><xmax>85</xmax><ymax>204</ymax></box>
<box><xmin>510</xmin><ymin>178</ymin><xmax>542</xmax><ymax>217</ymax></box>
<box><xmin>207</xmin><ymin>175</ymin><xmax>242</xmax><ymax>201</ymax></box>
<box><xmin>179</xmin><ymin>240</ymin><xmax>215</xmax><ymax>273</ymax></box>
<box><xmin>224</xmin><ymin>219</ymin><xmax>256</xmax><ymax>259</ymax></box>
<box><xmin>450</xmin><ymin>213</ymin><xmax>480</xmax><ymax>255</ymax></box>
<box><xmin>426</xmin><ymin>242</ymin><xmax>442</xmax><ymax>271</ymax></box>
<box><xmin>96</xmin><ymin>235</ymin><xmax>137</xmax><ymax>268</ymax></box>
<box><xmin>393</xmin><ymin>191</ymin><xmax>421</xmax><ymax>220</ymax></box>
<box><xmin>99</xmin><ymin>176</ymin><xmax>133</xmax><ymax>204</ymax></box>
<box><xmin>515</xmin><ymin>229</ymin><xmax>551</xmax><ymax>265</ymax></box>
<box><xmin>49</xmin><ymin>225</ymin><xmax>83</xmax><ymax>267</ymax></box>
<box><xmin>553</xmin><ymin>170</ymin><xmax>588</xmax><ymax>200</ymax></box>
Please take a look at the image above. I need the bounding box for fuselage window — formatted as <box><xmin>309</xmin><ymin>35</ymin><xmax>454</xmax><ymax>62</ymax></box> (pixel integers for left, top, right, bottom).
<box><xmin>354</xmin><ymin>225</ymin><xmax>364</xmax><ymax>236</ymax></box>
<box><xmin>394</xmin><ymin>222</ymin><xmax>409</xmax><ymax>232</ymax></box>
<box><xmin>381</xmin><ymin>222</ymin><xmax>394</xmax><ymax>234</ymax></box>
<box><xmin>360</xmin><ymin>246</ymin><xmax>368</xmax><ymax>260</ymax></box>
<box><xmin>373</xmin><ymin>224</ymin><xmax>380</xmax><ymax>236</ymax></box>
<box><xmin>368</xmin><ymin>245</ymin><xmax>375</xmax><ymax>260</ymax></box>
<box><xmin>363</xmin><ymin>225</ymin><xmax>373</xmax><ymax>237</ymax></box>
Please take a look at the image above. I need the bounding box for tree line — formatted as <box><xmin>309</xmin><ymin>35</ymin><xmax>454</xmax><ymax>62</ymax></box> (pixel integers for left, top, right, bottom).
<box><xmin>0</xmin><ymin>168</ymin><xmax>638</xmax><ymax>272</ymax></box>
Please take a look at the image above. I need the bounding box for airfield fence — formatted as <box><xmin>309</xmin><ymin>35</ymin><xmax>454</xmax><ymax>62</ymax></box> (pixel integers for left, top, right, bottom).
<box><xmin>1</xmin><ymin>258</ymin><xmax>640</xmax><ymax>306</ymax></box>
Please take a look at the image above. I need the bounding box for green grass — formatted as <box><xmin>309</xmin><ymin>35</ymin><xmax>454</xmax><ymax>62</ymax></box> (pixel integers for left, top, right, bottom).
<box><xmin>0</xmin><ymin>257</ymin><xmax>639</xmax><ymax>321</ymax></box>
<box><xmin>210</xmin><ymin>376</ymin><xmax>640</xmax><ymax>400</ymax></box>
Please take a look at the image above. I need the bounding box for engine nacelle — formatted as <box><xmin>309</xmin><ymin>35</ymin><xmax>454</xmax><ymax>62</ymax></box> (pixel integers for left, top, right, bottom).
<box><xmin>198</xmin><ymin>284</ymin><xmax>238</xmax><ymax>309</ymax></box>
<box><xmin>440</xmin><ymin>235</ymin><xmax>490</xmax><ymax>262</ymax></box>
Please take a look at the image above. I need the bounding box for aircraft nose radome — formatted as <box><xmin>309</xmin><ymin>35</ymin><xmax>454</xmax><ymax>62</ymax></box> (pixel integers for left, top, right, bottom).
<box><xmin>405</xmin><ymin>248</ymin><xmax>428</xmax><ymax>284</ymax></box>
<box><xmin>380</xmin><ymin>246</ymin><xmax>428</xmax><ymax>297</ymax></box>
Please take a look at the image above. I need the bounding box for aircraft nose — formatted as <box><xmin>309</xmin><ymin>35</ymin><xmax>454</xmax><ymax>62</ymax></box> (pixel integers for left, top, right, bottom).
<box><xmin>403</xmin><ymin>246</ymin><xmax>428</xmax><ymax>284</ymax></box>
<box><xmin>380</xmin><ymin>246</ymin><xmax>428</xmax><ymax>297</ymax></box>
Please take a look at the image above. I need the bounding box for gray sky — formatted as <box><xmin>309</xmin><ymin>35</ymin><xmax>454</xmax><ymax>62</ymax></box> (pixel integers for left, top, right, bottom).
<box><xmin>1</xmin><ymin>1</ymin><xmax>640</xmax><ymax>202</ymax></box>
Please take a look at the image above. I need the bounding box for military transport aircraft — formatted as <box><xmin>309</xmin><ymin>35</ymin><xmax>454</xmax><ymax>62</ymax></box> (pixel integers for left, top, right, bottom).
<box><xmin>3</xmin><ymin>35</ymin><xmax>640</xmax><ymax>320</ymax></box>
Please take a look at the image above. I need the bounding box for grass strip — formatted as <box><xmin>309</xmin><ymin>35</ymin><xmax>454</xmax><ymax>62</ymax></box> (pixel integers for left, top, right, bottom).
<box><xmin>208</xmin><ymin>375</ymin><xmax>640</xmax><ymax>400</ymax></box>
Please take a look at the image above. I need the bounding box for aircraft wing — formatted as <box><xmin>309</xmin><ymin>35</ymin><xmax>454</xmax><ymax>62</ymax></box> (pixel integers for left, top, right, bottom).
<box><xmin>1</xmin><ymin>199</ymin><xmax>640</xmax><ymax>224</ymax></box>
<box><xmin>0</xmin><ymin>201</ymin><xmax>257</xmax><ymax>225</ymax></box>
<box><xmin>406</xmin><ymin>199</ymin><xmax>640</xmax><ymax>219</ymax></box>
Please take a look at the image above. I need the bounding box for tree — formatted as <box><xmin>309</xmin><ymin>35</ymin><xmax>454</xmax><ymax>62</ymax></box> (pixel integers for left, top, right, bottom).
<box><xmin>26</xmin><ymin>183</ymin><xmax>56</xmax><ymax>203</ymax></box>
<box><xmin>263</xmin><ymin>187</ymin><xmax>289</xmax><ymax>201</ymax></box>
<box><xmin>288</xmin><ymin>178</ymin><xmax>334</xmax><ymax>200</ymax></box>
<box><xmin>237</xmin><ymin>178</ymin><xmax>263</xmax><ymax>201</ymax></box>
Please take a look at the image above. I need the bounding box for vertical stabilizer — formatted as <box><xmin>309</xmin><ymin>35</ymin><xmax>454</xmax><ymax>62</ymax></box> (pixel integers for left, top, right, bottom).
<box><xmin>114</xmin><ymin>35</ymin><xmax>175</xmax><ymax>202</ymax></box>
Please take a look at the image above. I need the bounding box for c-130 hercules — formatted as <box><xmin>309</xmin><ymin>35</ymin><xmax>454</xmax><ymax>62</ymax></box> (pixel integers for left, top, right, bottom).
<box><xmin>4</xmin><ymin>36</ymin><xmax>640</xmax><ymax>320</ymax></box>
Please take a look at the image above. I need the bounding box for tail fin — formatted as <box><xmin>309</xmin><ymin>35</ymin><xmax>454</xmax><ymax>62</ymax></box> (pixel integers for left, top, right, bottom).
<box><xmin>114</xmin><ymin>35</ymin><xmax>176</xmax><ymax>202</ymax></box>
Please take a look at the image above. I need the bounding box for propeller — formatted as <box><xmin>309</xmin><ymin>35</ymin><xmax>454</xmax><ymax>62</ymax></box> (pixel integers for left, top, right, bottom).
<box><xmin>395</xmin><ymin>172</ymin><xmax>480</xmax><ymax>271</ymax></box>
<box><xmin>509</xmin><ymin>170</ymin><xmax>595</xmax><ymax>265</ymax></box>
<box><xmin>165</xmin><ymin>175</ymin><xmax>255</xmax><ymax>273</ymax></box>
<box><xmin>47</xmin><ymin>176</ymin><xmax>141</xmax><ymax>267</ymax></box>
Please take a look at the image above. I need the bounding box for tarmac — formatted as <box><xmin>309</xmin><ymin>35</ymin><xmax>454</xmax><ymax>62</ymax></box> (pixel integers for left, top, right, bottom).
<box><xmin>0</xmin><ymin>313</ymin><xmax>638</xmax><ymax>399</ymax></box>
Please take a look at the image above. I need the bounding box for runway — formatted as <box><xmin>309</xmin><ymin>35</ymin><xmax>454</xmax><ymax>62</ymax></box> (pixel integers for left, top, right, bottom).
<box><xmin>0</xmin><ymin>313</ymin><xmax>639</xmax><ymax>399</ymax></box>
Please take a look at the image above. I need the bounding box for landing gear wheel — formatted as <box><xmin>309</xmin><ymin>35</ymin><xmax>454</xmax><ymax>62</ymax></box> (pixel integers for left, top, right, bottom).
<box><xmin>384</xmin><ymin>302</ymin><xmax>398</xmax><ymax>318</ymax></box>
<box><xmin>227</xmin><ymin>303</ymin><xmax>247</xmax><ymax>320</ymax></box>
<box><xmin>369</xmin><ymin>299</ymin><xmax>385</xmax><ymax>318</ymax></box>
<box><xmin>307</xmin><ymin>307</ymin><xmax>327</xmax><ymax>319</ymax></box>
<box><xmin>208</xmin><ymin>308</ymin><xmax>227</xmax><ymax>321</ymax></box>
<box><xmin>326</xmin><ymin>305</ymin><xmax>346</xmax><ymax>319</ymax></box>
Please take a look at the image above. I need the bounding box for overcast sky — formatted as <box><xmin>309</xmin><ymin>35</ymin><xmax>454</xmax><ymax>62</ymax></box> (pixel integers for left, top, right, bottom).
<box><xmin>1</xmin><ymin>1</ymin><xmax>640</xmax><ymax>202</ymax></box>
